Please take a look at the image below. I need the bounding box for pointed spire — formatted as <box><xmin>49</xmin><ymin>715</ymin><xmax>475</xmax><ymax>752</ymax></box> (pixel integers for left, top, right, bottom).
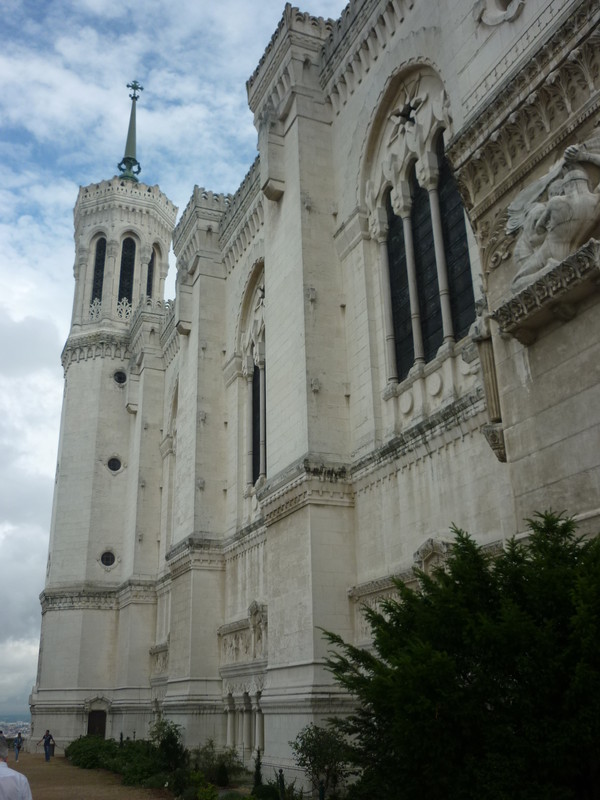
<box><xmin>118</xmin><ymin>81</ymin><xmax>143</xmax><ymax>182</ymax></box>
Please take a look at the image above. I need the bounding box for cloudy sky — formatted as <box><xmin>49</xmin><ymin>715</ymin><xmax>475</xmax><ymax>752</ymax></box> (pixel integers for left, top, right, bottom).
<box><xmin>0</xmin><ymin>0</ymin><xmax>348</xmax><ymax>717</ymax></box>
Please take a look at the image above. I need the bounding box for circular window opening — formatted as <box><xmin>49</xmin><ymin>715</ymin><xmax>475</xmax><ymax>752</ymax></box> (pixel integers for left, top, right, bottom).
<box><xmin>114</xmin><ymin>371</ymin><xmax>127</xmax><ymax>385</ymax></box>
<box><xmin>107</xmin><ymin>457</ymin><xmax>122</xmax><ymax>472</ymax></box>
<box><xmin>101</xmin><ymin>551</ymin><xmax>115</xmax><ymax>567</ymax></box>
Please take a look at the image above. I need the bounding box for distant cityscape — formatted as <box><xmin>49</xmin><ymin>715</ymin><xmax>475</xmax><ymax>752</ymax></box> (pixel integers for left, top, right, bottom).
<box><xmin>0</xmin><ymin>718</ymin><xmax>31</xmax><ymax>738</ymax></box>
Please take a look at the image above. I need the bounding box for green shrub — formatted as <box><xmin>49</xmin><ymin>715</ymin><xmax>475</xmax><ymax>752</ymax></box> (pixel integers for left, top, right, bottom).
<box><xmin>65</xmin><ymin>736</ymin><xmax>119</xmax><ymax>769</ymax></box>
<box><xmin>220</xmin><ymin>793</ymin><xmax>247</xmax><ymax>800</ymax></box>
<box><xmin>197</xmin><ymin>785</ymin><xmax>219</xmax><ymax>800</ymax></box>
<box><xmin>180</xmin><ymin>788</ymin><xmax>200</xmax><ymax>800</ymax></box>
<box><xmin>215</xmin><ymin>761</ymin><xmax>229</xmax><ymax>787</ymax></box>
<box><xmin>252</xmin><ymin>784</ymin><xmax>281</xmax><ymax>800</ymax></box>
<box><xmin>140</xmin><ymin>771</ymin><xmax>170</xmax><ymax>789</ymax></box>
<box><xmin>149</xmin><ymin>717</ymin><xmax>188</xmax><ymax>772</ymax></box>
<box><xmin>190</xmin><ymin>738</ymin><xmax>245</xmax><ymax>784</ymax></box>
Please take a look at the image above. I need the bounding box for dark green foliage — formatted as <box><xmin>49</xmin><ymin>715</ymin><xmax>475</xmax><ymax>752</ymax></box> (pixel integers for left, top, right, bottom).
<box><xmin>253</xmin><ymin>747</ymin><xmax>263</xmax><ymax>789</ymax></box>
<box><xmin>252</xmin><ymin>783</ymin><xmax>281</xmax><ymax>800</ymax></box>
<box><xmin>149</xmin><ymin>717</ymin><xmax>188</xmax><ymax>772</ymax></box>
<box><xmin>190</xmin><ymin>738</ymin><xmax>245</xmax><ymax>784</ymax></box>
<box><xmin>65</xmin><ymin>736</ymin><xmax>120</xmax><ymax>769</ymax></box>
<box><xmin>324</xmin><ymin>512</ymin><xmax>600</xmax><ymax>800</ymax></box>
<box><xmin>220</xmin><ymin>793</ymin><xmax>248</xmax><ymax>799</ymax></box>
<box><xmin>215</xmin><ymin>761</ymin><xmax>229</xmax><ymax>786</ymax></box>
<box><xmin>289</xmin><ymin>723</ymin><xmax>350</xmax><ymax>797</ymax></box>
<box><xmin>65</xmin><ymin>721</ymin><xmax>190</xmax><ymax>790</ymax></box>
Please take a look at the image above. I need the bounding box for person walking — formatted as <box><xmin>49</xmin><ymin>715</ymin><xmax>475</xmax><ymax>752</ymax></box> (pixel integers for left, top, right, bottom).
<box><xmin>37</xmin><ymin>729</ymin><xmax>55</xmax><ymax>762</ymax></box>
<box><xmin>0</xmin><ymin>735</ymin><xmax>33</xmax><ymax>799</ymax></box>
<box><xmin>13</xmin><ymin>733</ymin><xmax>22</xmax><ymax>762</ymax></box>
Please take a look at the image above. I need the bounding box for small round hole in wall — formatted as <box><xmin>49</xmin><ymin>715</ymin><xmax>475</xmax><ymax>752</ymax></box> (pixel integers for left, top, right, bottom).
<box><xmin>114</xmin><ymin>371</ymin><xmax>127</xmax><ymax>385</ymax></box>
<box><xmin>107</xmin><ymin>457</ymin><xmax>122</xmax><ymax>472</ymax></box>
<box><xmin>101</xmin><ymin>551</ymin><xmax>115</xmax><ymax>567</ymax></box>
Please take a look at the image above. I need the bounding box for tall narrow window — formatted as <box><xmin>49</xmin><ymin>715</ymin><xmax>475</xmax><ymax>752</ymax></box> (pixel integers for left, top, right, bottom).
<box><xmin>91</xmin><ymin>237</ymin><xmax>106</xmax><ymax>303</ymax></box>
<box><xmin>437</xmin><ymin>139</ymin><xmax>475</xmax><ymax>340</ymax></box>
<box><xmin>252</xmin><ymin>365</ymin><xmax>261</xmax><ymax>485</ymax></box>
<box><xmin>386</xmin><ymin>193</ymin><xmax>414</xmax><ymax>381</ymax></box>
<box><xmin>146</xmin><ymin>249</ymin><xmax>155</xmax><ymax>298</ymax></box>
<box><xmin>118</xmin><ymin>237</ymin><xmax>136</xmax><ymax>303</ymax></box>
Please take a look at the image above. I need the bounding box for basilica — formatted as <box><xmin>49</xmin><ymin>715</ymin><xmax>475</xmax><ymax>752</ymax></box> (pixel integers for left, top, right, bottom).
<box><xmin>31</xmin><ymin>0</ymin><xmax>600</xmax><ymax>775</ymax></box>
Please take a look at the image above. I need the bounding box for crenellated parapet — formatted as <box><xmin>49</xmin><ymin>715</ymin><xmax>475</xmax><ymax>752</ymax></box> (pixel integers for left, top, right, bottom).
<box><xmin>319</xmin><ymin>0</ymin><xmax>418</xmax><ymax>114</ymax></box>
<box><xmin>246</xmin><ymin>3</ymin><xmax>334</xmax><ymax>128</ymax></box>
<box><xmin>247</xmin><ymin>4</ymin><xmax>334</xmax><ymax>116</ymax></box>
<box><xmin>172</xmin><ymin>186</ymin><xmax>231</xmax><ymax>273</ymax></box>
<box><xmin>75</xmin><ymin>177</ymin><xmax>177</xmax><ymax>245</ymax></box>
<box><xmin>219</xmin><ymin>159</ymin><xmax>264</xmax><ymax>274</ymax></box>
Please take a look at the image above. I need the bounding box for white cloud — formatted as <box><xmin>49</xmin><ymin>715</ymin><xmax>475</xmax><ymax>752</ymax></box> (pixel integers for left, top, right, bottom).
<box><xmin>0</xmin><ymin>0</ymin><xmax>349</xmax><ymax>716</ymax></box>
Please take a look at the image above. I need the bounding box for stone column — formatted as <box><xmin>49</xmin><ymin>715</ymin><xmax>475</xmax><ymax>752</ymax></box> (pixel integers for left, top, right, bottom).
<box><xmin>103</xmin><ymin>239</ymin><xmax>120</xmax><ymax>319</ymax></box>
<box><xmin>226</xmin><ymin>697</ymin><xmax>235</xmax><ymax>748</ymax></box>
<box><xmin>420</xmin><ymin>156</ymin><xmax>454</xmax><ymax>343</ymax></box>
<box><xmin>370</xmin><ymin>207</ymin><xmax>398</xmax><ymax>385</ymax></box>
<box><xmin>139</xmin><ymin>245</ymin><xmax>152</xmax><ymax>303</ymax></box>
<box><xmin>393</xmin><ymin>184</ymin><xmax>425</xmax><ymax>364</ymax></box>
<box><xmin>253</xmin><ymin>695</ymin><xmax>264</xmax><ymax>753</ymax></box>
<box><xmin>72</xmin><ymin>247</ymin><xmax>88</xmax><ymax>328</ymax></box>
<box><xmin>243</xmin><ymin>697</ymin><xmax>253</xmax><ymax>754</ymax></box>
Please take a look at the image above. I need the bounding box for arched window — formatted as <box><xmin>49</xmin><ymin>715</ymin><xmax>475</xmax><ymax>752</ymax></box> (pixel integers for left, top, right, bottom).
<box><xmin>240</xmin><ymin>272</ymin><xmax>266</xmax><ymax>492</ymax></box>
<box><xmin>366</xmin><ymin>68</ymin><xmax>477</xmax><ymax>386</ymax></box>
<box><xmin>118</xmin><ymin>237</ymin><xmax>136</xmax><ymax>303</ymax></box>
<box><xmin>91</xmin><ymin>237</ymin><xmax>106</xmax><ymax>303</ymax></box>
<box><xmin>383</xmin><ymin>139</ymin><xmax>475</xmax><ymax>381</ymax></box>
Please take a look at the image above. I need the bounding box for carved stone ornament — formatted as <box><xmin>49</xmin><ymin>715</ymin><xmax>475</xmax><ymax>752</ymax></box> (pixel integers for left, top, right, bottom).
<box><xmin>507</xmin><ymin>135</ymin><xmax>600</xmax><ymax>291</ymax></box>
<box><xmin>492</xmin><ymin>238</ymin><xmax>600</xmax><ymax>344</ymax></box>
<box><xmin>482</xmin><ymin>422</ymin><xmax>507</xmax><ymax>462</ymax></box>
<box><xmin>473</xmin><ymin>0</ymin><xmax>525</xmax><ymax>26</ymax></box>
<box><xmin>365</xmin><ymin>68</ymin><xmax>452</xmax><ymax>222</ymax></box>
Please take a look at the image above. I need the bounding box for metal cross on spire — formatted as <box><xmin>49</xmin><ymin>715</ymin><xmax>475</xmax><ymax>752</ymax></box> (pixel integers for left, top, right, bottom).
<box><xmin>118</xmin><ymin>81</ymin><xmax>144</xmax><ymax>181</ymax></box>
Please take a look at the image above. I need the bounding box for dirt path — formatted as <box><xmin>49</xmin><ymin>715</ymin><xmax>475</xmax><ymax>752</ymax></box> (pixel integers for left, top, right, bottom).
<box><xmin>12</xmin><ymin>751</ymin><xmax>172</xmax><ymax>800</ymax></box>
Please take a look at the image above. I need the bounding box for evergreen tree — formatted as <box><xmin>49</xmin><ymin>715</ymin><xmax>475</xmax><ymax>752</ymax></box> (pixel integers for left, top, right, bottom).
<box><xmin>324</xmin><ymin>512</ymin><xmax>600</xmax><ymax>800</ymax></box>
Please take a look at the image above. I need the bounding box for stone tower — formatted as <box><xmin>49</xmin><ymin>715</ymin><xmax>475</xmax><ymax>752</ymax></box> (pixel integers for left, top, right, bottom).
<box><xmin>31</xmin><ymin>83</ymin><xmax>177</xmax><ymax>741</ymax></box>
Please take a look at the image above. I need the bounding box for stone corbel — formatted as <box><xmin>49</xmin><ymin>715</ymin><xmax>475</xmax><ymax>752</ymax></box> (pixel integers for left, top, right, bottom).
<box><xmin>474</xmin><ymin>0</ymin><xmax>525</xmax><ymax>26</ymax></box>
<box><xmin>470</xmin><ymin>309</ymin><xmax>506</xmax><ymax>462</ymax></box>
<box><xmin>258</xmin><ymin>109</ymin><xmax>285</xmax><ymax>201</ymax></box>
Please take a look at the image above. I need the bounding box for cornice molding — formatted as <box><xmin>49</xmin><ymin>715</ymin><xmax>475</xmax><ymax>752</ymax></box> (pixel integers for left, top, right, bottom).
<box><xmin>62</xmin><ymin>330</ymin><xmax>130</xmax><ymax>370</ymax></box>
<box><xmin>258</xmin><ymin>458</ymin><xmax>354</xmax><ymax>526</ymax></box>
<box><xmin>166</xmin><ymin>534</ymin><xmax>225</xmax><ymax>578</ymax></box>
<box><xmin>352</xmin><ymin>390</ymin><xmax>486</xmax><ymax>489</ymax></box>
<box><xmin>41</xmin><ymin>579</ymin><xmax>156</xmax><ymax>613</ymax></box>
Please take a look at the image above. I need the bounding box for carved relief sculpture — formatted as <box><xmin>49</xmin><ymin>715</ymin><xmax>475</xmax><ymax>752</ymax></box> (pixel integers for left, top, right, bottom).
<box><xmin>508</xmin><ymin>133</ymin><xmax>600</xmax><ymax>291</ymax></box>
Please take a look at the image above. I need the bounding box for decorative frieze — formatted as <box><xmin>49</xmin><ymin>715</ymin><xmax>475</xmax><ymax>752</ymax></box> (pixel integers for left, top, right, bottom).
<box><xmin>62</xmin><ymin>330</ymin><xmax>130</xmax><ymax>371</ymax></box>
<box><xmin>448</xmin><ymin>3</ymin><xmax>600</xmax><ymax>224</ymax></box>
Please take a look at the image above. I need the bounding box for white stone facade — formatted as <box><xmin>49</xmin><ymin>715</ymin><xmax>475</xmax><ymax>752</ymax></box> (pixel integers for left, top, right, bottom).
<box><xmin>32</xmin><ymin>0</ymin><xmax>600</xmax><ymax>778</ymax></box>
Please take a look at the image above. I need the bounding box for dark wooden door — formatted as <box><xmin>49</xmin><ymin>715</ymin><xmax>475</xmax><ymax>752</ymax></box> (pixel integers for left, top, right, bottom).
<box><xmin>87</xmin><ymin>710</ymin><xmax>106</xmax><ymax>738</ymax></box>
